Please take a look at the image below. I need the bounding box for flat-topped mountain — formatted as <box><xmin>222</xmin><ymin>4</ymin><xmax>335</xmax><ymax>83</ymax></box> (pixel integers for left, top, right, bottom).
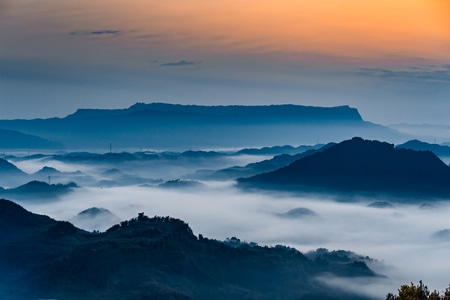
<box><xmin>68</xmin><ymin>102</ymin><xmax>363</xmax><ymax>121</ymax></box>
<box><xmin>0</xmin><ymin>103</ymin><xmax>405</xmax><ymax>149</ymax></box>
<box><xmin>0</xmin><ymin>199</ymin><xmax>376</xmax><ymax>300</ymax></box>
<box><xmin>239</xmin><ymin>137</ymin><xmax>450</xmax><ymax>199</ymax></box>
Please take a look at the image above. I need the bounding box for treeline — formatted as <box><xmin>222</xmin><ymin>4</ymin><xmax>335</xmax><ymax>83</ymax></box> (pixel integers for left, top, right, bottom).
<box><xmin>387</xmin><ymin>281</ymin><xmax>450</xmax><ymax>300</ymax></box>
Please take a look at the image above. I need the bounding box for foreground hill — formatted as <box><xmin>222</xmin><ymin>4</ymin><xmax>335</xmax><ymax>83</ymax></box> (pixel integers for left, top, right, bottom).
<box><xmin>0</xmin><ymin>102</ymin><xmax>404</xmax><ymax>149</ymax></box>
<box><xmin>0</xmin><ymin>199</ymin><xmax>375</xmax><ymax>300</ymax></box>
<box><xmin>239</xmin><ymin>137</ymin><xmax>450</xmax><ymax>199</ymax></box>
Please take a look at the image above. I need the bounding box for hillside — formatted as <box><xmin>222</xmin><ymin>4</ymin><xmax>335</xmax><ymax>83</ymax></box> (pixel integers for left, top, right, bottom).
<box><xmin>0</xmin><ymin>158</ymin><xmax>29</xmax><ymax>187</ymax></box>
<box><xmin>0</xmin><ymin>181</ymin><xmax>78</xmax><ymax>200</ymax></box>
<box><xmin>0</xmin><ymin>199</ymin><xmax>376</xmax><ymax>300</ymax></box>
<box><xmin>239</xmin><ymin>137</ymin><xmax>450</xmax><ymax>199</ymax></box>
<box><xmin>0</xmin><ymin>128</ymin><xmax>61</xmax><ymax>149</ymax></box>
<box><xmin>397</xmin><ymin>139</ymin><xmax>450</xmax><ymax>157</ymax></box>
<box><xmin>194</xmin><ymin>143</ymin><xmax>335</xmax><ymax>180</ymax></box>
<box><xmin>0</xmin><ymin>103</ymin><xmax>405</xmax><ymax>149</ymax></box>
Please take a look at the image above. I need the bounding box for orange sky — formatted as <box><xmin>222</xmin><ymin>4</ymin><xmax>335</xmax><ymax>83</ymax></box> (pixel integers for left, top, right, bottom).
<box><xmin>111</xmin><ymin>0</ymin><xmax>450</xmax><ymax>62</ymax></box>
<box><xmin>1</xmin><ymin>0</ymin><xmax>449</xmax><ymax>122</ymax></box>
<box><xmin>3</xmin><ymin>0</ymin><xmax>449</xmax><ymax>65</ymax></box>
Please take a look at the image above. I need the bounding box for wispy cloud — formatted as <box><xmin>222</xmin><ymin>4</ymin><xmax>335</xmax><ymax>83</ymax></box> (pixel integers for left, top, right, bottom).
<box><xmin>160</xmin><ymin>60</ymin><xmax>201</xmax><ymax>67</ymax></box>
<box><xmin>70</xmin><ymin>30</ymin><xmax>121</xmax><ymax>36</ymax></box>
<box><xmin>356</xmin><ymin>64</ymin><xmax>450</xmax><ymax>83</ymax></box>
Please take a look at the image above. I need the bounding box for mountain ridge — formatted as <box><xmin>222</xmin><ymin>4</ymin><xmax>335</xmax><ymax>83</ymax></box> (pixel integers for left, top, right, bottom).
<box><xmin>0</xmin><ymin>199</ymin><xmax>376</xmax><ymax>300</ymax></box>
<box><xmin>0</xmin><ymin>103</ymin><xmax>406</xmax><ymax>149</ymax></box>
<box><xmin>238</xmin><ymin>137</ymin><xmax>450</xmax><ymax>199</ymax></box>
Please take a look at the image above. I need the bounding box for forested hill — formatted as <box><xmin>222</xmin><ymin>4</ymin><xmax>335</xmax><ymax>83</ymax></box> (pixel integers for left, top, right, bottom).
<box><xmin>239</xmin><ymin>137</ymin><xmax>450</xmax><ymax>199</ymax></box>
<box><xmin>0</xmin><ymin>198</ymin><xmax>376</xmax><ymax>300</ymax></box>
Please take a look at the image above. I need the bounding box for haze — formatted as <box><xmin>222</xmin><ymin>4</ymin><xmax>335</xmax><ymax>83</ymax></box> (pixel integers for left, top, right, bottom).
<box><xmin>6</xmin><ymin>151</ymin><xmax>450</xmax><ymax>299</ymax></box>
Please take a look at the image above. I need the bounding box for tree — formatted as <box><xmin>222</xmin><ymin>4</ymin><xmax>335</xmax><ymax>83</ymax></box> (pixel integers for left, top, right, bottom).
<box><xmin>387</xmin><ymin>281</ymin><xmax>450</xmax><ymax>300</ymax></box>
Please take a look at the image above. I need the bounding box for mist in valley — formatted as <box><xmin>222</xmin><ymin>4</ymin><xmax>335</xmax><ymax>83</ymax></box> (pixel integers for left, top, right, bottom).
<box><xmin>5</xmin><ymin>150</ymin><xmax>450</xmax><ymax>299</ymax></box>
<box><xmin>20</xmin><ymin>184</ymin><xmax>450</xmax><ymax>298</ymax></box>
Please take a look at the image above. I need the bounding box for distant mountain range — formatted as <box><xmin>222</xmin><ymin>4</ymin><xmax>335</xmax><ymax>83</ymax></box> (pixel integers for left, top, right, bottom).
<box><xmin>397</xmin><ymin>139</ymin><xmax>450</xmax><ymax>157</ymax></box>
<box><xmin>0</xmin><ymin>157</ymin><xmax>29</xmax><ymax>187</ymax></box>
<box><xmin>239</xmin><ymin>137</ymin><xmax>450</xmax><ymax>199</ymax></box>
<box><xmin>0</xmin><ymin>181</ymin><xmax>77</xmax><ymax>200</ymax></box>
<box><xmin>0</xmin><ymin>199</ymin><xmax>376</xmax><ymax>299</ymax></box>
<box><xmin>0</xmin><ymin>128</ymin><xmax>61</xmax><ymax>149</ymax></box>
<box><xmin>193</xmin><ymin>143</ymin><xmax>335</xmax><ymax>180</ymax></box>
<box><xmin>0</xmin><ymin>102</ymin><xmax>405</xmax><ymax>149</ymax></box>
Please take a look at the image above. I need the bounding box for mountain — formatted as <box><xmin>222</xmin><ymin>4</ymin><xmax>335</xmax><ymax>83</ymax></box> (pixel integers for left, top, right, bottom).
<box><xmin>193</xmin><ymin>143</ymin><xmax>335</xmax><ymax>180</ymax></box>
<box><xmin>397</xmin><ymin>139</ymin><xmax>450</xmax><ymax>157</ymax></box>
<box><xmin>0</xmin><ymin>128</ymin><xmax>62</xmax><ymax>149</ymax></box>
<box><xmin>0</xmin><ymin>157</ymin><xmax>29</xmax><ymax>187</ymax></box>
<box><xmin>0</xmin><ymin>102</ymin><xmax>405</xmax><ymax>150</ymax></box>
<box><xmin>69</xmin><ymin>207</ymin><xmax>121</xmax><ymax>232</ymax></box>
<box><xmin>237</xmin><ymin>144</ymin><xmax>325</xmax><ymax>155</ymax></box>
<box><xmin>158</xmin><ymin>179</ymin><xmax>203</xmax><ymax>189</ymax></box>
<box><xmin>0</xmin><ymin>157</ymin><xmax>27</xmax><ymax>177</ymax></box>
<box><xmin>0</xmin><ymin>199</ymin><xmax>377</xmax><ymax>300</ymax></box>
<box><xmin>0</xmin><ymin>181</ymin><xmax>77</xmax><ymax>200</ymax></box>
<box><xmin>33</xmin><ymin>166</ymin><xmax>62</xmax><ymax>176</ymax></box>
<box><xmin>238</xmin><ymin>137</ymin><xmax>450</xmax><ymax>199</ymax></box>
<box><xmin>276</xmin><ymin>207</ymin><xmax>318</xmax><ymax>219</ymax></box>
<box><xmin>98</xmin><ymin>168</ymin><xmax>160</xmax><ymax>187</ymax></box>
<box><xmin>30</xmin><ymin>166</ymin><xmax>98</xmax><ymax>187</ymax></box>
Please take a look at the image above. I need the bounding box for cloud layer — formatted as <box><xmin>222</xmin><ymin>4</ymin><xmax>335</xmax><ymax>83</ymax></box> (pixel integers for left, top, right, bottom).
<box><xmin>16</xmin><ymin>183</ymin><xmax>450</xmax><ymax>298</ymax></box>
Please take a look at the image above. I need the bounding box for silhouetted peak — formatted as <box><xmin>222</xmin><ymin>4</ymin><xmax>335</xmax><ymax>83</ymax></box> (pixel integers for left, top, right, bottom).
<box><xmin>0</xmin><ymin>198</ymin><xmax>54</xmax><ymax>227</ymax></box>
<box><xmin>278</xmin><ymin>207</ymin><xmax>318</xmax><ymax>219</ymax></box>
<box><xmin>289</xmin><ymin>137</ymin><xmax>447</xmax><ymax>173</ymax></box>
<box><xmin>106</xmin><ymin>213</ymin><xmax>195</xmax><ymax>239</ymax></box>
<box><xmin>0</xmin><ymin>158</ymin><xmax>24</xmax><ymax>173</ymax></box>
<box><xmin>397</xmin><ymin>139</ymin><xmax>450</xmax><ymax>157</ymax></box>
<box><xmin>78</xmin><ymin>207</ymin><xmax>112</xmax><ymax>217</ymax></box>
<box><xmin>35</xmin><ymin>166</ymin><xmax>61</xmax><ymax>175</ymax></box>
<box><xmin>240</xmin><ymin>137</ymin><xmax>450</xmax><ymax>198</ymax></box>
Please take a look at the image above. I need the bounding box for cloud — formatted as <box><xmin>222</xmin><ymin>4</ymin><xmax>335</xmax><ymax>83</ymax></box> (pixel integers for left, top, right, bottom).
<box><xmin>160</xmin><ymin>60</ymin><xmax>201</xmax><ymax>67</ymax></box>
<box><xmin>16</xmin><ymin>174</ymin><xmax>450</xmax><ymax>299</ymax></box>
<box><xmin>356</xmin><ymin>64</ymin><xmax>450</xmax><ymax>84</ymax></box>
<box><xmin>70</xmin><ymin>30</ymin><xmax>121</xmax><ymax>36</ymax></box>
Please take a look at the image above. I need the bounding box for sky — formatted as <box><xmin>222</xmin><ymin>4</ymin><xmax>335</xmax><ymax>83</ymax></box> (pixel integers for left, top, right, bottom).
<box><xmin>0</xmin><ymin>0</ymin><xmax>449</xmax><ymax>124</ymax></box>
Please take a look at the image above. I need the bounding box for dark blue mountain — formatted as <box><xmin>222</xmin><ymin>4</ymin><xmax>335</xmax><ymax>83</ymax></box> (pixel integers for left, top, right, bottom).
<box><xmin>397</xmin><ymin>139</ymin><xmax>450</xmax><ymax>157</ymax></box>
<box><xmin>0</xmin><ymin>103</ymin><xmax>405</xmax><ymax>149</ymax></box>
<box><xmin>194</xmin><ymin>143</ymin><xmax>335</xmax><ymax>180</ymax></box>
<box><xmin>0</xmin><ymin>128</ymin><xmax>61</xmax><ymax>149</ymax></box>
<box><xmin>0</xmin><ymin>157</ymin><xmax>29</xmax><ymax>187</ymax></box>
<box><xmin>69</xmin><ymin>207</ymin><xmax>121</xmax><ymax>232</ymax></box>
<box><xmin>239</xmin><ymin>137</ymin><xmax>450</xmax><ymax>199</ymax></box>
<box><xmin>237</xmin><ymin>144</ymin><xmax>324</xmax><ymax>155</ymax></box>
<box><xmin>0</xmin><ymin>181</ymin><xmax>77</xmax><ymax>200</ymax></box>
<box><xmin>0</xmin><ymin>157</ymin><xmax>27</xmax><ymax>176</ymax></box>
<box><xmin>0</xmin><ymin>199</ymin><xmax>376</xmax><ymax>300</ymax></box>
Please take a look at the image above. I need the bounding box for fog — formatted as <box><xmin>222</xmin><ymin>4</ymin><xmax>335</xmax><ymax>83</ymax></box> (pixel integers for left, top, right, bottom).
<box><xmin>14</xmin><ymin>181</ymin><xmax>450</xmax><ymax>299</ymax></box>
<box><xmin>10</xmin><ymin>153</ymin><xmax>273</xmax><ymax>183</ymax></box>
<box><xmin>5</xmin><ymin>151</ymin><xmax>450</xmax><ymax>299</ymax></box>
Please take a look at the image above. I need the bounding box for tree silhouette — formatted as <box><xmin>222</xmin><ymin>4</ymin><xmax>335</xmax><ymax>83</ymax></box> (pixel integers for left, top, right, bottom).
<box><xmin>387</xmin><ymin>281</ymin><xmax>450</xmax><ymax>300</ymax></box>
